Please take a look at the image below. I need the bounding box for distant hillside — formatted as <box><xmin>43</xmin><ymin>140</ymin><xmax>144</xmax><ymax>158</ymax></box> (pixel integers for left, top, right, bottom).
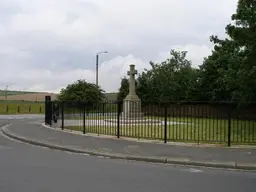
<box><xmin>0</xmin><ymin>90</ymin><xmax>37</xmax><ymax>96</ymax></box>
<box><xmin>0</xmin><ymin>92</ymin><xmax>58</xmax><ymax>102</ymax></box>
<box><xmin>0</xmin><ymin>90</ymin><xmax>117</xmax><ymax>102</ymax></box>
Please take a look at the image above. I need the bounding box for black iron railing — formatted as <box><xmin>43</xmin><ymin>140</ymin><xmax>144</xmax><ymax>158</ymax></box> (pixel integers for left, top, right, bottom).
<box><xmin>45</xmin><ymin>99</ymin><xmax>256</xmax><ymax>146</ymax></box>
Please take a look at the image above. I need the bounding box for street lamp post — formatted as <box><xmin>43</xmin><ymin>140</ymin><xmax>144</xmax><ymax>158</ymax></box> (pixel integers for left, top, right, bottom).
<box><xmin>96</xmin><ymin>51</ymin><xmax>108</xmax><ymax>86</ymax></box>
<box><xmin>5</xmin><ymin>85</ymin><xmax>9</xmax><ymax>100</ymax></box>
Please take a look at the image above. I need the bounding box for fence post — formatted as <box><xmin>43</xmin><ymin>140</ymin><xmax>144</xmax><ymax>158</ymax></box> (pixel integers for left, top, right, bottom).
<box><xmin>29</xmin><ymin>105</ymin><xmax>31</xmax><ymax>113</ymax></box>
<box><xmin>45</xmin><ymin>97</ymin><xmax>48</xmax><ymax>124</ymax></box>
<box><xmin>49</xmin><ymin>100</ymin><xmax>53</xmax><ymax>127</ymax></box>
<box><xmin>61</xmin><ymin>101</ymin><xmax>64</xmax><ymax>130</ymax></box>
<box><xmin>164</xmin><ymin>104</ymin><xmax>167</xmax><ymax>143</ymax></box>
<box><xmin>83</xmin><ymin>106</ymin><xmax>86</xmax><ymax>134</ymax></box>
<box><xmin>45</xmin><ymin>96</ymin><xmax>52</xmax><ymax>126</ymax></box>
<box><xmin>227</xmin><ymin>103</ymin><xmax>232</xmax><ymax>147</ymax></box>
<box><xmin>17</xmin><ymin>105</ymin><xmax>20</xmax><ymax>113</ymax></box>
<box><xmin>117</xmin><ymin>101</ymin><xmax>121</xmax><ymax>138</ymax></box>
<box><xmin>102</xmin><ymin>102</ymin><xmax>105</xmax><ymax>117</ymax></box>
<box><xmin>6</xmin><ymin>105</ymin><xmax>8</xmax><ymax>113</ymax></box>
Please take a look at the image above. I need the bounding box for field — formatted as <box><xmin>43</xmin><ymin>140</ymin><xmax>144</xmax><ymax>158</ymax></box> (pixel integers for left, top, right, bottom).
<box><xmin>63</xmin><ymin>115</ymin><xmax>256</xmax><ymax>145</ymax></box>
<box><xmin>0</xmin><ymin>92</ymin><xmax>58</xmax><ymax>102</ymax></box>
<box><xmin>0</xmin><ymin>90</ymin><xmax>117</xmax><ymax>102</ymax></box>
<box><xmin>0</xmin><ymin>102</ymin><xmax>45</xmax><ymax>114</ymax></box>
<box><xmin>0</xmin><ymin>90</ymin><xmax>57</xmax><ymax>114</ymax></box>
<box><xmin>0</xmin><ymin>90</ymin><xmax>117</xmax><ymax>114</ymax></box>
<box><xmin>0</xmin><ymin>90</ymin><xmax>37</xmax><ymax>96</ymax></box>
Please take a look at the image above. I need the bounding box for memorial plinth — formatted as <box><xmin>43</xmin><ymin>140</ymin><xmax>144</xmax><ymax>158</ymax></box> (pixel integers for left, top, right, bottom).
<box><xmin>105</xmin><ymin>64</ymin><xmax>161</xmax><ymax>124</ymax></box>
<box><xmin>121</xmin><ymin>64</ymin><xmax>143</xmax><ymax>119</ymax></box>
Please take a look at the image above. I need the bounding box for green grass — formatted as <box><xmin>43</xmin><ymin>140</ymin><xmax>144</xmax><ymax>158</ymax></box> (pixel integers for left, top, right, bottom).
<box><xmin>66</xmin><ymin>115</ymin><xmax>115</xmax><ymax>120</ymax></box>
<box><xmin>64</xmin><ymin>116</ymin><xmax>256</xmax><ymax>145</ymax></box>
<box><xmin>0</xmin><ymin>102</ymin><xmax>45</xmax><ymax>114</ymax></box>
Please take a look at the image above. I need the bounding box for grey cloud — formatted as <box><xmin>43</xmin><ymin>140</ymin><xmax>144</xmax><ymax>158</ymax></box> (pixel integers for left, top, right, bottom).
<box><xmin>0</xmin><ymin>0</ymin><xmax>238</xmax><ymax>92</ymax></box>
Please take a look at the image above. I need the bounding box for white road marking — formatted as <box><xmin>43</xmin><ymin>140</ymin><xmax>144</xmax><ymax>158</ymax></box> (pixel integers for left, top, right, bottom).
<box><xmin>189</xmin><ymin>168</ymin><xmax>203</xmax><ymax>173</ymax></box>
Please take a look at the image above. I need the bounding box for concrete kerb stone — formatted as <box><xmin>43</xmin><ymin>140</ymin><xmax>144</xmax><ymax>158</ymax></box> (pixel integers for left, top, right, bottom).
<box><xmin>0</xmin><ymin>123</ymin><xmax>12</xmax><ymax>130</ymax></box>
<box><xmin>2</xmin><ymin>124</ymin><xmax>256</xmax><ymax>171</ymax></box>
<box><xmin>126</xmin><ymin>155</ymin><xmax>167</xmax><ymax>164</ymax></box>
<box><xmin>186</xmin><ymin>160</ymin><xmax>237</xmax><ymax>170</ymax></box>
<box><xmin>235</xmin><ymin>163</ymin><xmax>256</xmax><ymax>170</ymax></box>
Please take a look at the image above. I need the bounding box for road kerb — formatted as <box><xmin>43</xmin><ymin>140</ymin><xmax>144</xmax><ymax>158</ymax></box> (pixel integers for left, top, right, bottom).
<box><xmin>0</xmin><ymin>123</ymin><xmax>12</xmax><ymax>130</ymax></box>
<box><xmin>2</xmin><ymin>126</ymin><xmax>256</xmax><ymax>171</ymax></box>
<box><xmin>125</xmin><ymin>155</ymin><xmax>167</xmax><ymax>164</ymax></box>
<box><xmin>235</xmin><ymin>163</ymin><xmax>256</xmax><ymax>170</ymax></box>
<box><xmin>186</xmin><ymin>160</ymin><xmax>236</xmax><ymax>169</ymax></box>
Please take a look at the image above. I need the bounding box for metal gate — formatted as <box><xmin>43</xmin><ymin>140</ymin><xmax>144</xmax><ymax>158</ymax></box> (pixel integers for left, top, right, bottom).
<box><xmin>45</xmin><ymin>96</ymin><xmax>61</xmax><ymax>126</ymax></box>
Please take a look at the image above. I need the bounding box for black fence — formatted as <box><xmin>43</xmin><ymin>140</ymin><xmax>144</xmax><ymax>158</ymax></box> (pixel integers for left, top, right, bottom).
<box><xmin>45</xmin><ymin>98</ymin><xmax>256</xmax><ymax>146</ymax></box>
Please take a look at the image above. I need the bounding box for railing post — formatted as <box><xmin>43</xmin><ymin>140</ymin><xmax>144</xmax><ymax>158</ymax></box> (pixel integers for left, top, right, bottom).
<box><xmin>45</xmin><ymin>95</ymin><xmax>52</xmax><ymax>126</ymax></box>
<box><xmin>102</xmin><ymin>102</ymin><xmax>105</xmax><ymax>117</ymax></box>
<box><xmin>61</xmin><ymin>101</ymin><xmax>64</xmax><ymax>130</ymax></box>
<box><xmin>117</xmin><ymin>101</ymin><xmax>121</xmax><ymax>138</ymax></box>
<box><xmin>45</xmin><ymin>96</ymin><xmax>49</xmax><ymax>125</ymax></box>
<box><xmin>83</xmin><ymin>105</ymin><xmax>86</xmax><ymax>134</ymax></box>
<box><xmin>49</xmin><ymin>99</ymin><xmax>53</xmax><ymax>127</ymax></box>
<box><xmin>227</xmin><ymin>103</ymin><xmax>232</xmax><ymax>147</ymax></box>
<box><xmin>164</xmin><ymin>104</ymin><xmax>167</xmax><ymax>143</ymax></box>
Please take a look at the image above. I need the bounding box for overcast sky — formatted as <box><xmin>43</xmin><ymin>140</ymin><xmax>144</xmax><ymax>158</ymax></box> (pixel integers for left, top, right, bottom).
<box><xmin>0</xmin><ymin>0</ymin><xmax>237</xmax><ymax>93</ymax></box>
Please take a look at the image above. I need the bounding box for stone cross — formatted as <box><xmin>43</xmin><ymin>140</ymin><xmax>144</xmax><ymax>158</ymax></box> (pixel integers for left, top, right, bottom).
<box><xmin>127</xmin><ymin>64</ymin><xmax>137</xmax><ymax>96</ymax></box>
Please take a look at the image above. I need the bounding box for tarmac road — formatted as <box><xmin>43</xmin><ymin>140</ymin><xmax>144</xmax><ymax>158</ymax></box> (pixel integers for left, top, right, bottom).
<box><xmin>0</xmin><ymin>119</ymin><xmax>256</xmax><ymax>192</ymax></box>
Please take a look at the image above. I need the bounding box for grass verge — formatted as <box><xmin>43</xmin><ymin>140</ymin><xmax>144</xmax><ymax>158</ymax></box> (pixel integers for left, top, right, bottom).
<box><xmin>63</xmin><ymin>117</ymin><xmax>256</xmax><ymax>145</ymax></box>
<box><xmin>0</xmin><ymin>103</ymin><xmax>44</xmax><ymax>114</ymax></box>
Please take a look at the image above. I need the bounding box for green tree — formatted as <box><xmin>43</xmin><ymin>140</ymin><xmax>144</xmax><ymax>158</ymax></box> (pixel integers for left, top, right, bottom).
<box><xmin>225</xmin><ymin>0</ymin><xmax>256</xmax><ymax>103</ymax></box>
<box><xmin>117</xmin><ymin>77</ymin><xmax>129</xmax><ymax>101</ymax></box>
<box><xmin>57</xmin><ymin>79</ymin><xmax>105</xmax><ymax>102</ymax></box>
<box><xmin>136</xmin><ymin>69</ymin><xmax>155</xmax><ymax>104</ymax></box>
<box><xmin>136</xmin><ymin>50</ymin><xmax>199</xmax><ymax>104</ymax></box>
<box><xmin>198</xmin><ymin>39</ymin><xmax>240</xmax><ymax>101</ymax></box>
<box><xmin>199</xmin><ymin>0</ymin><xmax>256</xmax><ymax>103</ymax></box>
